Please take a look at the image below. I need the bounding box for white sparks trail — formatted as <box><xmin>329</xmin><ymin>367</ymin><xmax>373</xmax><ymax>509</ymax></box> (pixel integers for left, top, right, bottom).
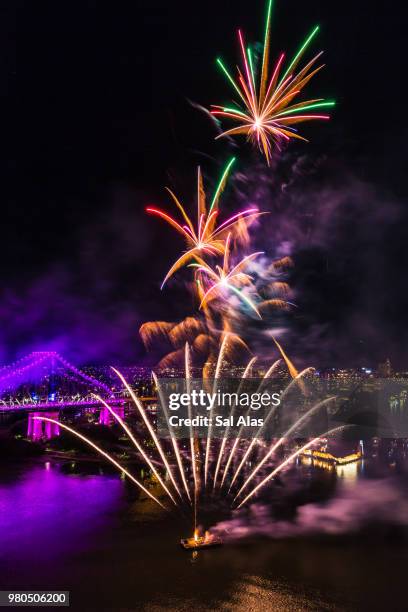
<box><xmin>29</xmin><ymin>341</ymin><xmax>349</xmax><ymax>532</ymax></box>
<box><xmin>212</xmin><ymin>356</ymin><xmax>257</xmax><ymax>491</ymax></box>
<box><xmin>33</xmin><ymin>416</ymin><xmax>167</xmax><ymax>510</ymax></box>
<box><xmin>185</xmin><ymin>344</ymin><xmax>198</xmax><ymax>504</ymax></box>
<box><xmin>228</xmin><ymin>358</ymin><xmax>291</xmax><ymax>491</ymax></box>
<box><xmin>152</xmin><ymin>373</ymin><xmax>191</xmax><ymax>503</ymax></box>
<box><xmin>228</xmin><ymin>366</ymin><xmax>314</xmax><ymax>492</ymax></box>
<box><xmin>220</xmin><ymin>358</ymin><xmax>282</xmax><ymax>490</ymax></box>
<box><xmin>204</xmin><ymin>333</ymin><xmax>230</xmax><ymax>487</ymax></box>
<box><xmin>94</xmin><ymin>394</ymin><xmax>178</xmax><ymax>506</ymax></box>
<box><xmin>112</xmin><ymin>368</ymin><xmax>183</xmax><ymax>501</ymax></box>
<box><xmin>236</xmin><ymin>425</ymin><xmax>349</xmax><ymax>509</ymax></box>
<box><xmin>233</xmin><ymin>396</ymin><xmax>337</xmax><ymax>501</ymax></box>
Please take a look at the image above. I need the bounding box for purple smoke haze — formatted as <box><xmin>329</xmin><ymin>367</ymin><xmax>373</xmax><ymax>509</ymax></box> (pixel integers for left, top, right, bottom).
<box><xmin>228</xmin><ymin>153</ymin><xmax>408</xmax><ymax>368</ymax></box>
<box><xmin>2</xmin><ymin>154</ymin><xmax>407</xmax><ymax>367</ymax></box>
<box><xmin>213</xmin><ymin>479</ymin><xmax>408</xmax><ymax>541</ymax></box>
<box><xmin>0</xmin><ymin>186</ymin><xmax>168</xmax><ymax>365</ymax></box>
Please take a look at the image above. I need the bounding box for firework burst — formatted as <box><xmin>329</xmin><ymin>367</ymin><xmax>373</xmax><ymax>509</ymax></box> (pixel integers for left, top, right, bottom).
<box><xmin>189</xmin><ymin>233</ymin><xmax>264</xmax><ymax>318</ymax></box>
<box><xmin>146</xmin><ymin>158</ymin><xmax>262</xmax><ymax>287</ymax></box>
<box><xmin>212</xmin><ymin>0</ymin><xmax>335</xmax><ymax>163</ymax></box>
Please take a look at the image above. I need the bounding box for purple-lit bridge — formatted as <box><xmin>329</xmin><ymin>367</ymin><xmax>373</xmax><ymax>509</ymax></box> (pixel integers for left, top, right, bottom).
<box><xmin>0</xmin><ymin>352</ymin><xmax>133</xmax><ymax>438</ymax></box>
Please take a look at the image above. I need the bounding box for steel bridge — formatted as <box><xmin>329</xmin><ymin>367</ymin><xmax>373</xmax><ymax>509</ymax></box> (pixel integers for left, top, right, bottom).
<box><xmin>0</xmin><ymin>351</ymin><xmax>158</xmax><ymax>439</ymax></box>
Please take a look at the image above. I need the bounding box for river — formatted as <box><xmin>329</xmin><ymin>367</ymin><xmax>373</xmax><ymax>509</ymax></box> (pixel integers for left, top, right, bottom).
<box><xmin>1</xmin><ymin>456</ymin><xmax>407</xmax><ymax>611</ymax></box>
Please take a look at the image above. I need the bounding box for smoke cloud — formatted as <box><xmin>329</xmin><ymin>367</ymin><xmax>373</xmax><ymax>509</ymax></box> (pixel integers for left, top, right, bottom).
<box><xmin>2</xmin><ymin>153</ymin><xmax>407</xmax><ymax>368</ymax></box>
<box><xmin>0</xmin><ymin>186</ymin><xmax>168</xmax><ymax>365</ymax></box>
<box><xmin>213</xmin><ymin>478</ymin><xmax>408</xmax><ymax>541</ymax></box>
<box><xmin>228</xmin><ymin>153</ymin><xmax>408</xmax><ymax>368</ymax></box>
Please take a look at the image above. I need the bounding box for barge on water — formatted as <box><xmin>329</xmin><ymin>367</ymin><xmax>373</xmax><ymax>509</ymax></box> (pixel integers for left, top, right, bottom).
<box><xmin>180</xmin><ymin>532</ymin><xmax>223</xmax><ymax>550</ymax></box>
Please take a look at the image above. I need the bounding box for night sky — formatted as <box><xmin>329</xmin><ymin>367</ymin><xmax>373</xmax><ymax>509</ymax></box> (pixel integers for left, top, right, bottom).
<box><xmin>3</xmin><ymin>0</ymin><xmax>408</xmax><ymax>367</ymax></box>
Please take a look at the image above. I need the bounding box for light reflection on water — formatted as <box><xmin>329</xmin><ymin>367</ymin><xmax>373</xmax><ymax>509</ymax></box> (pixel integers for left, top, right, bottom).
<box><xmin>0</xmin><ymin>463</ymin><xmax>124</xmax><ymax>560</ymax></box>
<box><xmin>0</xmin><ymin>460</ymin><xmax>407</xmax><ymax>611</ymax></box>
<box><xmin>300</xmin><ymin>456</ymin><xmax>363</xmax><ymax>481</ymax></box>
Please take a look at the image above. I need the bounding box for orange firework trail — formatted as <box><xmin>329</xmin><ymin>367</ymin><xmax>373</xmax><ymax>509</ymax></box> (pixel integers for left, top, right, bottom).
<box><xmin>212</xmin><ymin>0</ymin><xmax>335</xmax><ymax>163</ymax></box>
<box><xmin>146</xmin><ymin>159</ymin><xmax>262</xmax><ymax>287</ymax></box>
<box><xmin>272</xmin><ymin>336</ymin><xmax>299</xmax><ymax>378</ymax></box>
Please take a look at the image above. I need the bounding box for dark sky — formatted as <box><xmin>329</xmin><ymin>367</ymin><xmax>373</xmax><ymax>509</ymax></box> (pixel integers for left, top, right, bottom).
<box><xmin>3</xmin><ymin>0</ymin><xmax>408</xmax><ymax>367</ymax></box>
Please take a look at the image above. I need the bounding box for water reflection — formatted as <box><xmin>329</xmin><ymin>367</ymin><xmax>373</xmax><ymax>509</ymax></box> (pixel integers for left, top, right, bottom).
<box><xmin>0</xmin><ymin>462</ymin><xmax>123</xmax><ymax>560</ymax></box>
<box><xmin>1</xmin><ymin>458</ymin><xmax>407</xmax><ymax>611</ymax></box>
<box><xmin>300</xmin><ymin>455</ymin><xmax>364</xmax><ymax>482</ymax></box>
<box><xmin>336</xmin><ymin>460</ymin><xmax>360</xmax><ymax>481</ymax></box>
